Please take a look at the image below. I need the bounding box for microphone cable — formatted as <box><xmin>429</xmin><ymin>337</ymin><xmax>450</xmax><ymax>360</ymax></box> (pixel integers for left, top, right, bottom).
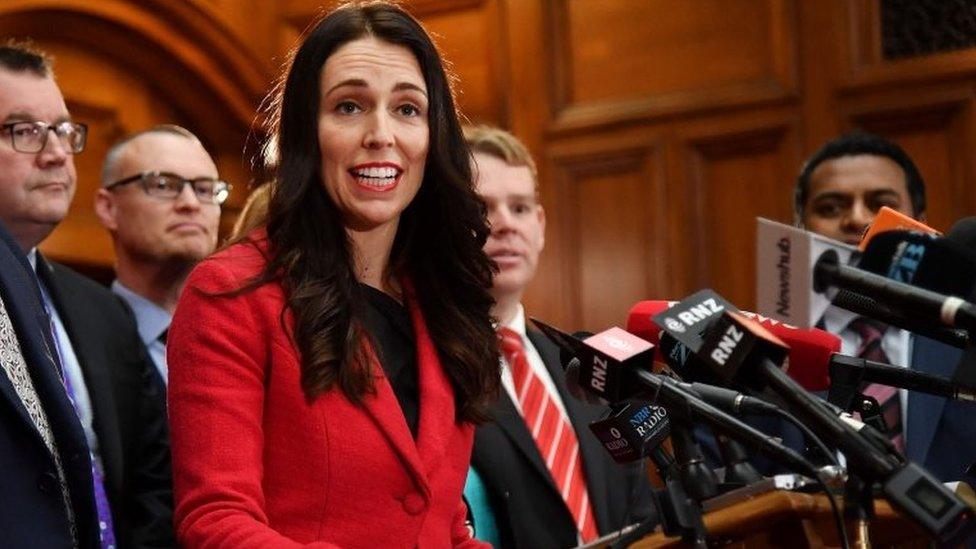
<box><xmin>768</xmin><ymin>407</ymin><xmax>838</xmax><ymax>467</ymax></box>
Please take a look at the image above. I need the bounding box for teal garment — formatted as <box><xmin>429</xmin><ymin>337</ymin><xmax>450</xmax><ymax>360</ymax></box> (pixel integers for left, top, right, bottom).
<box><xmin>463</xmin><ymin>467</ymin><xmax>500</xmax><ymax>547</ymax></box>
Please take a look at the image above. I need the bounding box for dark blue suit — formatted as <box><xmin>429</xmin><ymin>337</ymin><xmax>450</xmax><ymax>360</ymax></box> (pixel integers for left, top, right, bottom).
<box><xmin>0</xmin><ymin>221</ymin><xmax>99</xmax><ymax>548</ymax></box>
<box><xmin>907</xmin><ymin>336</ymin><xmax>976</xmax><ymax>481</ymax></box>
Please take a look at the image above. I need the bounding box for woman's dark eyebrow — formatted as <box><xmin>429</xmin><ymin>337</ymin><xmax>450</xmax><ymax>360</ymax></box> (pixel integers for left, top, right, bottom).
<box><xmin>324</xmin><ymin>79</ymin><xmax>427</xmax><ymax>97</ymax></box>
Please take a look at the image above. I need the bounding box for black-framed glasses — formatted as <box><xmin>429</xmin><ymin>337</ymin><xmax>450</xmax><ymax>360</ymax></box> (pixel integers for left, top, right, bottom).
<box><xmin>106</xmin><ymin>171</ymin><xmax>231</xmax><ymax>205</ymax></box>
<box><xmin>0</xmin><ymin>121</ymin><xmax>88</xmax><ymax>154</ymax></box>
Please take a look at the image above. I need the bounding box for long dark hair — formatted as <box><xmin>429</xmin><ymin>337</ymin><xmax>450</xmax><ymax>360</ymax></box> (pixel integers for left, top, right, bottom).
<box><xmin>253</xmin><ymin>1</ymin><xmax>498</xmax><ymax>422</ymax></box>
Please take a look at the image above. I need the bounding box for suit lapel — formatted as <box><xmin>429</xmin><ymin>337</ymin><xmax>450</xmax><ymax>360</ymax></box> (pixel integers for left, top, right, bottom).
<box><xmin>359</xmin><ymin>285</ymin><xmax>456</xmax><ymax>498</ymax></box>
<box><xmin>35</xmin><ymin>256</ymin><xmax>125</xmax><ymax>491</ymax></box>
<box><xmin>489</xmin><ymin>388</ymin><xmax>556</xmax><ymax>488</ymax></box>
<box><xmin>0</xmin><ymin>240</ymin><xmax>87</xmax><ymax>463</ymax></box>
<box><xmin>906</xmin><ymin>335</ymin><xmax>956</xmax><ymax>464</ymax></box>
<box><xmin>527</xmin><ymin>328</ymin><xmax>613</xmax><ymax>531</ymax></box>
<box><xmin>360</xmin><ymin>360</ymin><xmax>429</xmax><ymax>493</ymax></box>
<box><xmin>408</xmin><ymin>295</ymin><xmax>456</xmax><ymax>478</ymax></box>
<box><xmin>0</xmin><ymin>252</ymin><xmax>55</xmax><ymax>444</ymax></box>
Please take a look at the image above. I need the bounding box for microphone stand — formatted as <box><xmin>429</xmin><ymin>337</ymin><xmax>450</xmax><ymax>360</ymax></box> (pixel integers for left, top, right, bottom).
<box><xmin>655</xmin><ymin>406</ymin><xmax>717</xmax><ymax>548</ymax></box>
<box><xmin>844</xmin><ymin>472</ymin><xmax>875</xmax><ymax>549</ymax></box>
<box><xmin>715</xmin><ymin>433</ymin><xmax>763</xmax><ymax>489</ymax></box>
<box><xmin>608</xmin><ymin>428</ymin><xmax>712</xmax><ymax>549</ymax></box>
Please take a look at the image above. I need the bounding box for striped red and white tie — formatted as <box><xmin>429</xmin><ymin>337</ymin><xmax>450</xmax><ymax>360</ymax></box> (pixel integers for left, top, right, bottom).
<box><xmin>498</xmin><ymin>327</ymin><xmax>598</xmax><ymax>542</ymax></box>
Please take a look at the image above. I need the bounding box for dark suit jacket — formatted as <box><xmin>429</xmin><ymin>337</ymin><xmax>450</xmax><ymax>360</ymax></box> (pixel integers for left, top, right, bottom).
<box><xmin>471</xmin><ymin>328</ymin><xmax>655</xmax><ymax>548</ymax></box>
<box><xmin>36</xmin><ymin>254</ymin><xmax>174</xmax><ymax>548</ymax></box>
<box><xmin>0</xmin><ymin>223</ymin><xmax>100</xmax><ymax>548</ymax></box>
<box><xmin>906</xmin><ymin>335</ymin><xmax>976</xmax><ymax>481</ymax></box>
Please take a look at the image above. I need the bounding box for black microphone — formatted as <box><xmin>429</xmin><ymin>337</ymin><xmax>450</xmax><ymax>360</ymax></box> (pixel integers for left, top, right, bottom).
<box><xmin>814</xmin><ymin>249</ymin><xmax>976</xmax><ymax>334</ymax></box>
<box><xmin>563</xmin><ymin>343</ymin><xmax>676</xmax><ymax>473</ymax></box>
<box><xmin>657</xmin><ymin>326</ymin><xmax>841</xmax><ymax>468</ymax></box>
<box><xmin>856</xmin><ymin>230</ymin><xmax>976</xmax><ymax>301</ymax></box>
<box><xmin>656</xmin><ymin>333</ymin><xmax>780</xmax><ymax>416</ymax></box>
<box><xmin>588</xmin><ymin>400</ymin><xmax>672</xmax><ymax>467</ymax></box>
<box><xmin>828</xmin><ymin>354</ymin><xmax>976</xmax><ymax>404</ymax></box>
<box><xmin>830</xmin><ymin>289</ymin><xmax>970</xmax><ymax>349</ymax></box>
<box><xmin>948</xmin><ymin>217</ymin><xmax>976</xmax><ymax>253</ymax></box>
<box><xmin>683</xmin><ymin>305</ymin><xmax>975</xmax><ymax>544</ymax></box>
<box><xmin>532</xmin><ymin>318</ymin><xmax>820</xmax><ymax>479</ymax></box>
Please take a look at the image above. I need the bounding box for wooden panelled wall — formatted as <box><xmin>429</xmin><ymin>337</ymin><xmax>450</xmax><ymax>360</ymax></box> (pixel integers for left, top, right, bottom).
<box><xmin>3</xmin><ymin>0</ymin><xmax>976</xmax><ymax>332</ymax></box>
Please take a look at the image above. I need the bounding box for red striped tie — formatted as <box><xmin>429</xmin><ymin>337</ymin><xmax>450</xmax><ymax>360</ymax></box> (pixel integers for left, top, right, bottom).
<box><xmin>498</xmin><ymin>327</ymin><xmax>598</xmax><ymax>542</ymax></box>
<box><xmin>849</xmin><ymin>317</ymin><xmax>905</xmax><ymax>454</ymax></box>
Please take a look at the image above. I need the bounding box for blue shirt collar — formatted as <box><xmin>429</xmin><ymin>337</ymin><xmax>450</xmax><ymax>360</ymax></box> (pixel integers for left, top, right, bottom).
<box><xmin>111</xmin><ymin>280</ymin><xmax>171</xmax><ymax>345</ymax></box>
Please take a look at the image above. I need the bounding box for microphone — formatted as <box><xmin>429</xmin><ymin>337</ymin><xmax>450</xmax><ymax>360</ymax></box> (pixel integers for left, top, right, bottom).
<box><xmin>558</xmin><ymin>332</ymin><xmax>676</xmax><ymax>470</ymax></box>
<box><xmin>859</xmin><ymin>206</ymin><xmax>940</xmax><ymax>251</ymax></box>
<box><xmin>588</xmin><ymin>400</ymin><xmax>672</xmax><ymax>466</ymax></box>
<box><xmin>829</xmin><ymin>289</ymin><xmax>970</xmax><ymax>349</ymax></box>
<box><xmin>814</xmin><ymin>248</ymin><xmax>976</xmax><ymax>333</ymax></box>
<box><xmin>755</xmin><ymin>219</ymin><xmax>976</xmax><ymax>337</ymax></box>
<box><xmin>532</xmin><ymin>317</ymin><xmax>820</xmax><ymax>479</ymax></box>
<box><xmin>669</xmin><ymin>303</ymin><xmax>975</xmax><ymax>544</ymax></box>
<box><xmin>948</xmin><ymin>216</ymin><xmax>976</xmax><ymax>252</ymax></box>
<box><xmin>756</xmin><ymin>217</ymin><xmax>859</xmax><ymax>328</ymax></box>
<box><xmin>627</xmin><ymin>296</ymin><xmax>842</xmax><ymax>391</ymax></box>
<box><xmin>856</xmin><ymin>230</ymin><xmax>976</xmax><ymax>301</ymax></box>
<box><xmin>828</xmin><ymin>354</ymin><xmax>976</xmax><ymax>404</ymax></box>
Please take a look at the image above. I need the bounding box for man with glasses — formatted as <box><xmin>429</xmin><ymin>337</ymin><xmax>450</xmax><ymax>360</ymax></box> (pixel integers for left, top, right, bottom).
<box><xmin>0</xmin><ymin>41</ymin><xmax>173</xmax><ymax>548</ymax></box>
<box><xmin>95</xmin><ymin>125</ymin><xmax>227</xmax><ymax>387</ymax></box>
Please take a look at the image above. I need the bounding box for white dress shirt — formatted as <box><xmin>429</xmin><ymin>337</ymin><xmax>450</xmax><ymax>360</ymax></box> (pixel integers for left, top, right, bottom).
<box><xmin>500</xmin><ymin>304</ymin><xmax>572</xmax><ymax>423</ymax></box>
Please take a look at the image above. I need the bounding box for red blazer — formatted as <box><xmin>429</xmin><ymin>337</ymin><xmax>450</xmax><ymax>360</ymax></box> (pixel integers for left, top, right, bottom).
<box><xmin>168</xmin><ymin>236</ymin><xmax>486</xmax><ymax>548</ymax></box>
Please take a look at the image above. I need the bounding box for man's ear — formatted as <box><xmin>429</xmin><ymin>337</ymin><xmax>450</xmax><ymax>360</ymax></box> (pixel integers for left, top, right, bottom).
<box><xmin>537</xmin><ymin>204</ymin><xmax>546</xmax><ymax>250</ymax></box>
<box><xmin>93</xmin><ymin>189</ymin><xmax>118</xmax><ymax>231</ymax></box>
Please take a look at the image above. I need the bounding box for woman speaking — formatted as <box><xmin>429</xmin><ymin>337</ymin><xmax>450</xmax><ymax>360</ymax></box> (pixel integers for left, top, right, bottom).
<box><xmin>167</xmin><ymin>2</ymin><xmax>499</xmax><ymax>546</ymax></box>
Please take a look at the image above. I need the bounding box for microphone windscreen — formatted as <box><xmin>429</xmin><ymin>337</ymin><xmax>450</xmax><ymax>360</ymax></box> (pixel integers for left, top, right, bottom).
<box><xmin>565</xmin><ymin>358</ymin><xmax>608</xmax><ymax>405</ymax></box>
<box><xmin>859</xmin><ymin>230</ymin><xmax>976</xmax><ymax>300</ymax></box>
<box><xmin>626</xmin><ymin>300</ymin><xmax>841</xmax><ymax>391</ymax></box>
<box><xmin>755</xmin><ymin>316</ymin><xmax>841</xmax><ymax>391</ymax></box>
<box><xmin>626</xmin><ymin>300</ymin><xmax>675</xmax><ymax>360</ymax></box>
<box><xmin>559</xmin><ymin>331</ymin><xmax>594</xmax><ymax>371</ymax></box>
<box><xmin>948</xmin><ymin>217</ymin><xmax>976</xmax><ymax>253</ymax></box>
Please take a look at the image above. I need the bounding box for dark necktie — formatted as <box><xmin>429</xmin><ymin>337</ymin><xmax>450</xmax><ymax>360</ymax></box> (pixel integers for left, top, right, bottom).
<box><xmin>849</xmin><ymin>317</ymin><xmax>905</xmax><ymax>453</ymax></box>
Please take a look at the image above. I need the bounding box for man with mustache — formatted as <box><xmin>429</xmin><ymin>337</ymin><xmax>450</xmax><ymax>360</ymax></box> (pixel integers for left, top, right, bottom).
<box><xmin>95</xmin><ymin>125</ymin><xmax>226</xmax><ymax>388</ymax></box>
<box><xmin>463</xmin><ymin>125</ymin><xmax>653</xmax><ymax>548</ymax></box>
<box><xmin>0</xmin><ymin>40</ymin><xmax>173</xmax><ymax>547</ymax></box>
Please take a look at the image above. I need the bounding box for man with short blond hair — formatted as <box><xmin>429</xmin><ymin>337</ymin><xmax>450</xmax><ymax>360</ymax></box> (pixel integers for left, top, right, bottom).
<box><xmin>463</xmin><ymin>125</ymin><xmax>653</xmax><ymax>548</ymax></box>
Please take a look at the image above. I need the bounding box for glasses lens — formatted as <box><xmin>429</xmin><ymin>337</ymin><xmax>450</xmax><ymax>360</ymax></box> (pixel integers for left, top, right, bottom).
<box><xmin>189</xmin><ymin>179</ymin><xmax>230</xmax><ymax>204</ymax></box>
<box><xmin>55</xmin><ymin>122</ymin><xmax>87</xmax><ymax>153</ymax></box>
<box><xmin>143</xmin><ymin>173</ymin><xmax>184</xmax><ymax>198</ymax></box>
<box><xmin>11</xmin><ymin>122</ymin><xmax>45</xmax><ymax>153</ymax></box>
<box><xmin>212</xmin><ymin>182</ymin><xmax>230</xmax><ymax>205</ymax></box>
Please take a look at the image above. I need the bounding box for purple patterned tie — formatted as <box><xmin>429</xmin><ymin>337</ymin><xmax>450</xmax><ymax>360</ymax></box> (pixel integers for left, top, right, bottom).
<box><xmin>849</xmin><ymin>317</ymin><xmax>905</xmax><ymax>453</ymax></box>
<box><xmin>44</xmin><ymin>308</ymin><xmax>117</xmax><ymax>548</ymax></box>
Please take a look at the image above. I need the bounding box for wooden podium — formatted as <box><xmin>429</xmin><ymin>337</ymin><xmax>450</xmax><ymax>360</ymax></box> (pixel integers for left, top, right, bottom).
<box><xmin>629</xmin><ymin>490</ymin><xmax>930</xmax><ymax>548</ymax></box>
